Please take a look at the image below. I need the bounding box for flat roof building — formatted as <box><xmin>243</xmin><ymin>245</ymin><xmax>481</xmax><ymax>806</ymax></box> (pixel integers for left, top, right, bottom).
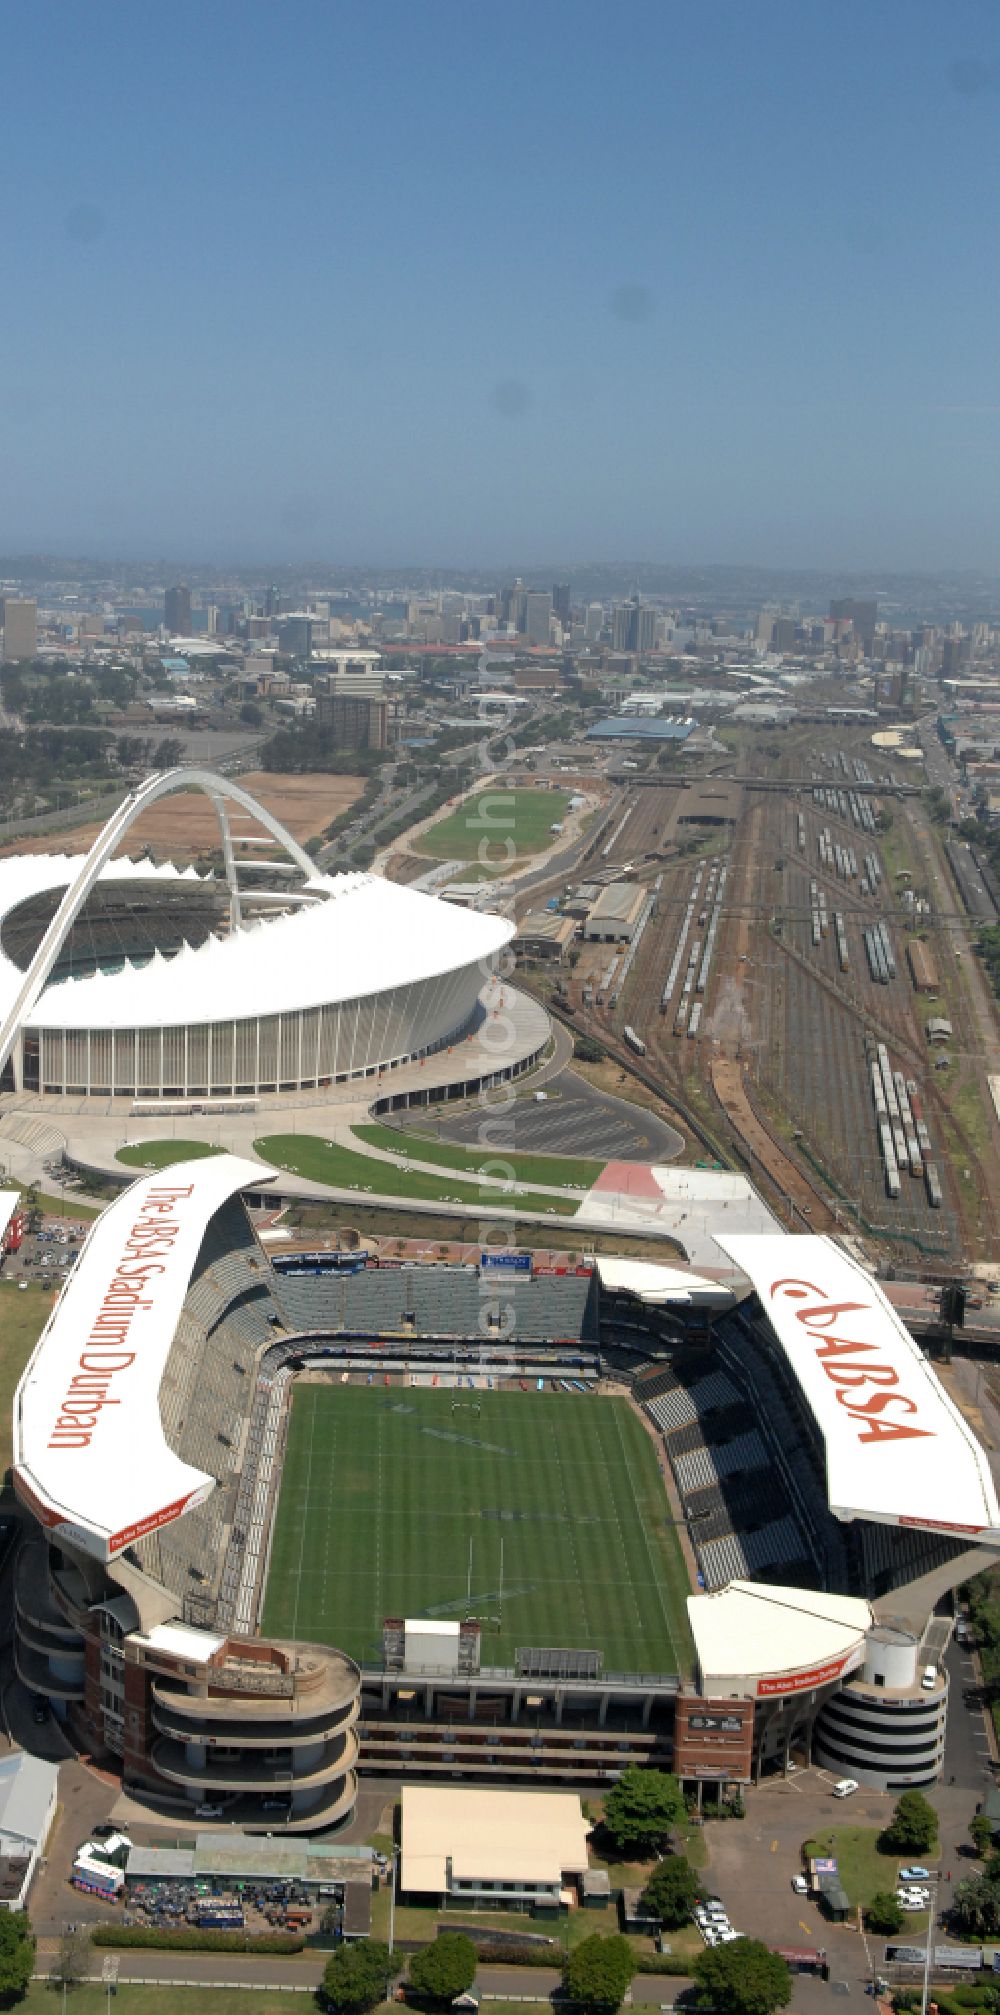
<box><xmin>400</xmin><ymin>1785</ymin><xmax>589</xmax><ymax>1907</ymax></box>
<box><xmin>513</xmin><ymin>913</ymin><xmax>577</xmax><ymax>961</ymax></box>
<box><xmin>583</xmin><ymin>881</ymin><xmax>647</xmax><ymax>942</ymax></box>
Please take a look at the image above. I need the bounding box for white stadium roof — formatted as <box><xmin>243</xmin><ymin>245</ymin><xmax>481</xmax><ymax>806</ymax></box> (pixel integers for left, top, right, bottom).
<box><xmin>0</xmin><ymin>852</ymin><xmax>512</xmax><ymax>1029</ymax></box>
<box><xmin>592</xmin><ymin>1257</ymin><xmax>735</xmax><ymax>1309</ymax></box>
<box><xmin>688</xmin><ymin>1581</ymin><xmax>871</xmax><ymax>1697</ymax></box>
<box><xmin>13</xmin><ymin>1154</ymin><xmax>274</xmax><ymax>1563</ymax></box>
<box><xmin>717</xmin><ymin>1232</ymin><xmax>1000</xmax><ymax>1541</ymax></box>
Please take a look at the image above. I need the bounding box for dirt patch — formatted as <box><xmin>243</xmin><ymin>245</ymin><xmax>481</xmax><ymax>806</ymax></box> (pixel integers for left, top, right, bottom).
<box><xmin>710</xmin><ymin>1056</ymin><xmax>836</xmax><ymax>1227</ymax></box>
<box><xmin>0</xmin><ymin>772</ymin><xmax>363</xmax><ymax>862</ymax></box>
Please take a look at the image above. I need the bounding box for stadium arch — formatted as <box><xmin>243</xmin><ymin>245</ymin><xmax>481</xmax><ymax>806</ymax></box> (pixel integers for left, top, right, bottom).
<box><xmin>0</xmin><ymin>767</ymin><xmax>318</xmax><ymax>1093</ymax></box>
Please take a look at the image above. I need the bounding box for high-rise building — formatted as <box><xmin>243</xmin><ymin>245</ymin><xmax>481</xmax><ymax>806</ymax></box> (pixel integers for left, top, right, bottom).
<box><xmin>524</xmin><ymin>591</ymin><xmax>552</xmax><ymax>645</ymax></box>
<box><xmin>585</xmin><ymin>603</ymin><xmax>604</xmax><ymax>642</ymax></box>
<box><xmin>552</xmin><ymin>583</ymin><xmax>571</xmax><ymax>626</ymax></box>
<box><xmin>772</xmin><ymin>617</ymin><xmax>797</xmax><ymax>653</ymax></box>
<box><xmin>0</xmin><ymin>598</ymin><xmax>37</xmax><ymax>662</ymax></box>
<box><xmin>204</xmin><ymin>605</ymin><xmax>219</xmax><ymax>636</ymax></box>
<box><xmin>314</xmin><ymin>653</ymin><xmax>388</xmax><ymax>749</ymax></box>
<box><xmin>263</xmin><ymin>585</ymin><xmax>281</xmax><ymax>619</ymax></box>
<box><xmin>611</xmin><ymin>597</ymin><xmax>656</xmax><ymax>654</ymax></box>
<box><xmin>164</xmin><ymin>584</ymin><xmax>192</xmax><ymax>634</ymax></box>
<box><xmin>829</xmin><ymin>598</ymin><xmax>878</xmax><ymax>649</ymax></box>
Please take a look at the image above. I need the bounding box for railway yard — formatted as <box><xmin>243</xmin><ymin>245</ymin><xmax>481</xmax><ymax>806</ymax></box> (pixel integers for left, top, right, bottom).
<box><xmin>504</xmin><ymin>724</ymin><xmax>1000</xmax><ymax>1270</ymax></box>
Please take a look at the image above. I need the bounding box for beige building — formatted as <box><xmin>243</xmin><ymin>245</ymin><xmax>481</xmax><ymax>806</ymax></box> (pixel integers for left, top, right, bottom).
<box><xmin>513</xmin><ymin>913</ymin><xmax>576</xmax><ymax>962</ymax></box>
<box><xmin>582</xmin><ymin>880</ymin><xmax>646</xmax><ymax>942</ymax></box>
<box><xmin>1</xmin><ymin>598</ymin><xmax>37</xmax><ymax>662</ymax></box>
<box><xmin>400</xmin><ymin>1784</ymin><xmax>589</xmax><ymax>1908</ymax></box>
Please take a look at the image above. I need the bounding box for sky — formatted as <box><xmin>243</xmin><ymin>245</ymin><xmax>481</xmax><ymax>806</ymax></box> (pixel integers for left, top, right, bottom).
<box><xmin>3</xmin><ymin>0</ymin><xmax>1000</xmax><ymax>571</ymax></box>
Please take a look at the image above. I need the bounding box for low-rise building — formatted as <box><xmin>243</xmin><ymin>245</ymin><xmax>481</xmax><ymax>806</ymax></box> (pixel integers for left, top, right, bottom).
<box><xmin>583</xmin><ymin>881</ymin><xmax>646</xmax><ymax>942</ymax></box>
<box><xmin>514</xmin><ymin>913</ymin><xmax>576</xmax><ymax>962</ymax></box>
<box><xmin>400</xmin><ymin>1784</ymin><xmax>589</xmax><ymax>1910</ymax></box>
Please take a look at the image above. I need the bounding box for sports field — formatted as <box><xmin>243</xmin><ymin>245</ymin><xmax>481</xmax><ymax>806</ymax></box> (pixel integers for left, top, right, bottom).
<box><xmin>262</xmin><ymin>1386</ymin><xmax>693</xmax><ymax>1676</ymax></box>
<box><xmin>415</xmin><ymin>788</ymin><xmax>571</xmax><ymax>862</ymax></box>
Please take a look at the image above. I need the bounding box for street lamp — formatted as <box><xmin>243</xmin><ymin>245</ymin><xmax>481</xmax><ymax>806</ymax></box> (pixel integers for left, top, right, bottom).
<box><xmin>920</xmin><ymin>1872</ymin><xmax>940</xmax><ymax>2015</ymax></box>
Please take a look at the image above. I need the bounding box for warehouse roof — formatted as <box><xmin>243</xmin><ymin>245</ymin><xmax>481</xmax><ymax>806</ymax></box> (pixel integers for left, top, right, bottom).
<box><xmin>13</xmin><ymin>1154</ymin><xmax>275</xmax><ymax>1563</ymax></box>
<box><xmin>514</xmin><ymin>912</ymin><xmax>576</xmax><ymax>943</ymax></box>
<box><xmin>0</xmin><ymin>852</ymin><xmax>513</xmax><ymax>1031</ymax></box>
<box><xmin>401</xmin><ymin>1785</ymin><xmax>589</xmax><ymax>1893</ymax></box>
<box><xmin>586</xmin><ymin>881</ymin><xmax>645</xmax><ymax>923</ymax></box>
<box><xmin>716</xmin><ymin>1233</ymin><xmax>1000</xmax><ymax>1538</ymax></box>
<box><xmin>586</xmin><ymin>717</ymin><xmax>693</xmax><ymax>741</ymax></box>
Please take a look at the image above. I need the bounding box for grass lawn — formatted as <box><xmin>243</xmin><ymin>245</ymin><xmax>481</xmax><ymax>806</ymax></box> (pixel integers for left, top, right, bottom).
<box><xmin>27</xmin><ymin>1992</ymin><xmax>309</xmax><ymax>2015</ymax></box>
<box><xmin>416</xmin><ymin>788</ymin><xmax>572</xmax><ymax>863</ymax></box>
<box><xmin>262</xmin><ymin>1386</ymin><xmax>694</xmax><ymax>1675</ymax></box>
<box><xmin>116</xmin><ymin>1140</ymin><xmax>225</xmax><ymax>1170</ymax></box>
<box><xmin>0</xmin><ymin>1281</ymin><xmax>56</xmax><ymax>1476</ymax></box>
<box><xmin>352</xmin><ymin>1121</ymin><xmax>603</xmax><ymax>1191</ymax></box>
<box><xmin>803</xmin><ymin>1825</ymin><xmax>925</xmax><ymax>1911</ymax></box>
<box><xmin>254</xmin><ymin>1135</ymin><xmax>579</xmax><ymax>1217</ymax></box>
<box><xmin>18</xmin><ymin>1187</ymin><xmax>100</xmax><ymax>1220</ymax></box>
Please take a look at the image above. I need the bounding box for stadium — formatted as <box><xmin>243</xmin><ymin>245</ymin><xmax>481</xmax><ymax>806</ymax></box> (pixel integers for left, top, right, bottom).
<box><xmin>0</xmin><ymin>769</ymin><xmax>515</xmax><ymax>1102</ymax></box>
<box><xmin>12</xmin><ymin>1149</ymin><xmax>1000</xmax><ymax>1831</ymax></box>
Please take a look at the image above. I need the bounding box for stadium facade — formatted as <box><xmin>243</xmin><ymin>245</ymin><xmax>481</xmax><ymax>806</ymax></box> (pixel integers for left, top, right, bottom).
<box><xmin>11</xmin><ymin>1160</ymin><xmax>1000</xmax><ymax>1823</ymax></box>
<box><xmin>0</xmin><ymin>769</ymin><xmax>514</xmax><ymax>1102</ymax></box>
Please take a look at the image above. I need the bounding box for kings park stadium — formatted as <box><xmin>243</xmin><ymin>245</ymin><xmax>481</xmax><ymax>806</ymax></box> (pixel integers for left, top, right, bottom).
<box><xmin>5</xmin><ymin>770</ymin><xmax>1000</xmax><ymax>1834</ymax></box>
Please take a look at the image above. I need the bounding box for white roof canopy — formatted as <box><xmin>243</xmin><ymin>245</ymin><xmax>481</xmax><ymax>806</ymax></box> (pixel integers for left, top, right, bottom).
<box><xmin>0</xmin><ymin>853</ymin><xmax>512</xmax><ymax>1031</ymax></box>
<box><xmin>717</xmin><ymin>1233</ymin><xmax>1000</xmax><ymax>1539</ymax></box>
<box><xmin>688</xmin><ymin>1580</ymin><xmax>871</xmax><ymax>1697</ymax></box>
<box><xmin>13</xmin><ymin>1154</ymin><xmax>275</xmax><ymax>1562</ymax></box>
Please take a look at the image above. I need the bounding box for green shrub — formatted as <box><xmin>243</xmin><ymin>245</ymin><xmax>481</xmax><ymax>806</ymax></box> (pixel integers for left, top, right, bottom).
<box><xmin>91</xmin><ymin>1924</ymin><xmax>305</xmax><ymax>1953</ymax></box>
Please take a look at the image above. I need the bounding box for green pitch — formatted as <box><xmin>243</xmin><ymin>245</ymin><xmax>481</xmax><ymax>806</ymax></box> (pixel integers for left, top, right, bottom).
<box><xmin>262</xmin><ymin>1386</ymin><xmax>693</xmax><ymax>1676</ymax></box>
<box><xmin>415</xmin><ymin>788</ymin><xmax>571</xmax><ymax>861</ymax></box>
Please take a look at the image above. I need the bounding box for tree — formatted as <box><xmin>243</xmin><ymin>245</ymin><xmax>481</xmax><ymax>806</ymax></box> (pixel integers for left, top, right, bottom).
<box><xmin>882</xmin><ymin>1791</ymin><xmax>938</xmax><ymax>1854</ymax></box>
<box><xmin>951</xmin><ymin>1872</ymin><xmax>1000</xmax><ymax>1938</ymax></box>
<box><xmin>693</xmin><ymin>1940</ymin><xmax>792</xmax><ymax>2015</ymax></box>
<box><xmin>641</xmin><ymin>1854</ymin><xmax>699</xmax><ymax>1928</ymax></box>
<box><xmin>240</xmin><ymin>701</ymin><xmax>264</xmax><ymax>726</ymax></box>
<box><xmin>320</xmin><ymin>1939</ymin><xmax>395</xmax><ymax>2014</ymax></box>
<box><xmin>54</xmin><ymin>1927</ymin><xmax>90</xmax><ymax>1992</ymax></box>
<box><xmin>151</xmin><ymin>737</ymin><xmax>186</xmax><ymax>769</ymax></box>
<box><xmin>0</xmin><ymin>1910</ymin><xmax>35</xmax><ymax>2003</ymax></box>
<box><xmin>601</xmin><ymin>1766</ymin><xmax>685</xmax><ymax>1855</ymax></box>
<box><xmin>865</xmin><ymin>1893</ymin><xmax>904</xmax><ymax>1935</ymax></box>
<box><xmin>408</xmin><ymin>1933</ymin><xmax>477</xmax><ymax>2004</ymax></box>
<box><xmin>970</xmin><ymin>1813</ymin><xmax>995</xmax><ymax>1859</ymax></box>
<box><xmin>563</xmin><ymin>1934</ymin><xmax>636</xmax><ymax>2014</ymax></box>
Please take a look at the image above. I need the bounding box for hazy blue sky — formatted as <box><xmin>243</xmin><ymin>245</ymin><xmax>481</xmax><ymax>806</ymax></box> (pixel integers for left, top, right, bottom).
<box><xmin>3</xmin><ymin>0</ymin><xmax>1000</xmax><ymax>569</ymax></box>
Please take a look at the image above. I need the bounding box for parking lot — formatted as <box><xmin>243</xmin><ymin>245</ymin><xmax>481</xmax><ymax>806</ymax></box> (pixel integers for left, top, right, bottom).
<box><xmin>430</xmin><ymin>1067</ymin><xmax>685</xmax><ymax>1163</ymax></box>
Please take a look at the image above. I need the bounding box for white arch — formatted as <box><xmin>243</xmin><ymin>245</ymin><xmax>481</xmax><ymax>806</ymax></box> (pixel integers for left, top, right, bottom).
<box><xmin>0</xmin><ymin>767</ymin><xmax>321</xmax><ymax>1092</ymax></box>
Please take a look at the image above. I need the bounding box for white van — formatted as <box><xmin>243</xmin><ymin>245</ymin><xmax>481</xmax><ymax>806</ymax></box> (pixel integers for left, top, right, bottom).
<box><xmin>921</xmin><ymin>1665</ymin><xmax>936</xmax><ymax>1690</ymax></box>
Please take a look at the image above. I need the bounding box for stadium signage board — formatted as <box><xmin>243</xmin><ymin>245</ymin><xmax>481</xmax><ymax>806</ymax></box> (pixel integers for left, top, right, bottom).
<box><xmin>480</xmin><ymin>1251</ymin><xmax>531</xmax><ymax>1273</ymax></box>
<box><xmin>757</xmin><ymin>1652</ymin><xmax>854</xmax><ymax>1698</ymax></box>
<box><xmin>13</xmin><ymin>1154</ymin><xmax>276</xmax><ymax>1563</ymax></box>
<box><xmin>716</xmin><ymin>1233</ymin><xmax>1000</xmax><ymax>1537</ymax></box>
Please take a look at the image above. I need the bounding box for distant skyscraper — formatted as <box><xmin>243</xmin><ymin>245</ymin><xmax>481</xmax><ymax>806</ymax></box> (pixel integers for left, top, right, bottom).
<box><xmin>829</xmin><ymin>597</ymin><xmax>878</xmax><ymax>649</ymax></box>
<box><xmin>204</xmin><ymin>604</ymin><xmax>219</xmax><ymax>635</ymax></box>
<box><xmin>585</xmin><ymin>602</ymin><xmax>604</xmax><ymax>642</ymax></box>
<box><xmin>263</xmin><ymin>585</ymin><xmax>281</xmax><ymax>619</ymax></box>
<box><xmin>611</xmin><ymin>597</ymin><xmax>655</xmax><ymax>654</ymax></box>
<box><xmin>0</xmin><ymin>598</ymin><xmax>36</xmax><ymax>661</ymax></box>
<box><xmin>552</xmin><ymin>582</ymin><xmax>571</xmax><ymax>626</ymax></box>
<box><xmin>164</xmin><ymin>584</ymin><xmax>192</xmax><ymax>634</ymax></box>
<box><xmin>524</xmin><ymin>591</ymin><xmax>552</xmax><ymax>645</ymax></box>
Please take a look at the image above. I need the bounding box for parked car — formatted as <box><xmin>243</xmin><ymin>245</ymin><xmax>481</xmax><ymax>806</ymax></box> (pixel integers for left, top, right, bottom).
<box><xmin>833</xmin><ymin>1778</ymin><xmax>859</xmax><ymax>1797</ymax></box>
<box><xmin>791</xmin><ymin>1875</ymin><xmax>810</xmax><ymax>1894</ymax></box>
<box><xmin>899</xmin><ymin>1866</ymin><xmax>931</xmax><ymax>1883</ymax></box>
